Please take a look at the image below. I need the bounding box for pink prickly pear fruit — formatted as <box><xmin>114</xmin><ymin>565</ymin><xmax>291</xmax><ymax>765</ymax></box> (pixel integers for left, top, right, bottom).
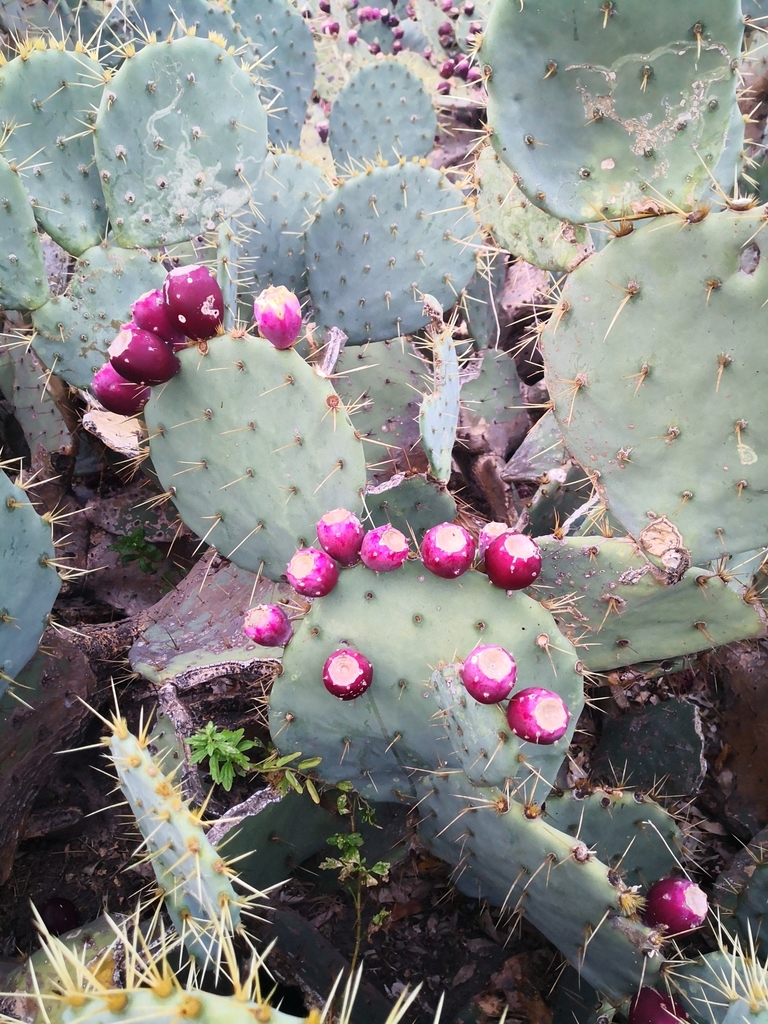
<box><xmin>360</xmin><ymin>525</ymin><xmax>409</xmax><ymax>572</ymax></box>
<box><xmin>91</xmin><ymin>363</ymin><xmax>151</xmax><ymax>416</ymax></box>
<box><xmin>163</xmin><ymin>264</ymin><xmax>224</xmax><ymax>340</ymax></box>
<box><xmin>506</xmin><ymin>687</ymin><xmax>570</xmax><ymax>744</ymax></box>
<box><xmin>466</xmin><ymin>66</ymin><xmax>482</xmax><ymax>84</ymax></box>
<box><xmin>130</xmin><ymin>289</ymin><xmax>188</xmax><ymax>350</ymax></box>
<box><xmin>438</xmin><ymin>59</ymin><xmax>455</xmax><ymax>78</ymax></box>
<box><xmin>243</xmin><ymin>604</ymin><xmax>293</xmax><ymax>647</ymax></box>
<box><xmin>317</xmin><ymin>508</ymin><xmax>364</xmax><ymax>566</ymax></box>
<box><xmin>347</xmin><ymin>29</ymin><xmax>358</xmax><ymax>43</ymax></box>
<box><xmin>253</xmin><ymin>285</ymin><xmax>303</xmax><ymax>350</ymax></box>
<box><xmin>644</xmin><ymin>878</ymin><xmax>708</xmax><ymax>934</ymax></box>
<box><xmin>485</xmin><ymin>532</ymin><xmax>542</xmax><ymax>590</ymax></box>
<box><xmin>420</xmin><ymin>522</ymin><xmax>475</xmax><ymax>579</ymax></box>
<box><xmin>628</xmin><ymin>989</ymin><xmax>690</xmax><ymax>1024</ymax></box>
<box><xmin>478</xmin><ymin>521</ymin><xmax>510</xmax><ymax>559</ymax></box>
<box><xmin>322</xmin><ymin>648</ymin><xmax>373</xmax><ymax>700</ymax></box>
<box><xmin>460</xmin><ymin>645</ymin><xmax>516</xmax><ymax>704</ymax></box>
<box><xmin>108</xmin><ymin>323</ymin><xmax>181</xmax><ymax>386</ymax></box>
<box><xmin>286</xmin><ymin>547</ymin><xmax>339</xmax><ymax>597</ymax></box>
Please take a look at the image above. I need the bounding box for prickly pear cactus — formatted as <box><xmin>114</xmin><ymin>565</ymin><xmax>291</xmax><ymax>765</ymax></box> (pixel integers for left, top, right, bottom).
<box><xmin>482</xmin><ymin>0</ymin><xmax>744</xmax><ymax>222</ymax></box>
<box><xmin>0</xmin><ymin>155</ymin><xmax>50</xmax><ymax>312</ymax></box>
<box><xmin>541</xmin><ymin>210</ymin><xmax>768</xmax><ymax>564</ymax></box>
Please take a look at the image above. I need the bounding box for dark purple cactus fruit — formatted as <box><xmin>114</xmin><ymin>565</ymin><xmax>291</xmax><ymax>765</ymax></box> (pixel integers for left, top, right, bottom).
<box><xmin>322</xmin><ymin>648</ymin><xmax>374</xmax><ymax>700</ymax></box>
<box><xmin>438</xmin><ymin>59</ymin><xmax>455</xmax><ymax>79</ymax></box>
<box><xmin>360</xmin><ymin>525</ymin><xmax>409</xmax><ymax>572</ymax></box>
<box><xmin>506</xmin><ymin>687</ymin><xmax>570</xmax><ymax>744</ymax></box>
<box><xmin>347</xmin><ymin>28</ymin><xmax>358</xmax><ymax>43</ymax></box>
<box><xmin>317</xmin><ymin>508</ymin><xmax>365</xmax><ymax>566</ymax></box>
<box><xmin>392</xmin><ymin>40</ymin><xmax>403</xmax><ymax>52</ymax></box>
<box><xmin>108</xmin><ymin>323</ymin><xmax>181</xmax><ymax>386</ymax></box>
<box><xmin>243</xmin><ymin>604</ymin><xmax>293</xmax><ymax>647</ymax></box>
<box><xmin>163</xmin><ymin>264</ymin><xmax>224</xmax><ymax>341</ymax></box>
<box><xmin>39</xmin><ymin>897</ymin><xmax>80</xmax><ymax>937</ymax></box>
<box><xmin>317</xmin><ymin>122</ymin><xmax>330</xmax><ymax>144</ymax></box>
<box><xmin>321</xmin><ymin>19</ymin><xmax>340</xmax><ymax>34</ymax></box>
<box><xmin>92</xmin><ymin>363</ymin><xmax>151</xmax><ymax>416</ymax></box>
<box><xmin>460</xmin><ymin>644</ymin><xmax>517</xmax><ymax>704</ymax></box>
<box><xmin>478</xmin><ymin>521</ymin><xmax>509</xmax><ymax>559</ymax></box>
<box><xmin>436</xmin><ymin>81</ymin><xmax>451</xmax><ymax>95</ymax></box>
<box><xmin>319</xmin><ymin>0</ymin><xmax>330</xmax><ymax>10</ymax></box>
<box><xmin>454</xmin><ymin>57</ymin><xmax>470</xmax><ymax>80</ymax></box>
<box><xmin>286</xmin><ymin>547</ymin><xmax>339</xmax><ymax>597</ymax></box>
<box><xmin>628</xmin><ymin>989</ymin><xmax>690</xmax><ymax>1024</ymax></box>
<box><xmin>253</xmin><ymin>285</ymin><xmax>303</xmax><ymax>350</ymax></box>
<box><xmin>644</xmin><ymin>878</ymin><xmax>708</xmax><ymax>934</ymax></box>
<box><xmin>130</xmin><ymin>289</ymin><xmax>188</xmax><ymax>350</ymax></box>
<box><xmin>463</xmin><ymin>1</ymin><xmax>474</xmax><ymax>12</ymax></box>
<box><xmin>420</xmin><ymin>522</ymin><xmax>476</xmax><ymax>579</ymax></box>
<box><xmin>466</xmin><ymin>66</ymin><xmax>482</xmax><ymax>84</ymax></box>
<box><xmin>368</xmin><ymin>42</ymin><xmax>381</xmax><ymax>54</ymax></box>
<box><xmin>485</xmin><ymin>532</ymin><xmax>542</xmax><ymax>590</ymax></box>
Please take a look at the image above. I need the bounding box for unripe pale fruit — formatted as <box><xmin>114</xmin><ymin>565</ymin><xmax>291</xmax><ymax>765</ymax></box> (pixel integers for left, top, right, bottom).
<box><xmin>322</xmin><ymin>648</ymin><xmax>373</xmax><ymax>700</ymax></box>
<box><xmin>360</xmin><ymin>525</ymin><xmax>409</xmax><ymax>572</ymax></box>
<box><xmin>131</xmin><ymin>289</ymin><xmax>188</xmax><ymax>350</ymax></box>
<box><xmin>317</xmin><ymin>508</ymin><xmax>364</xmax><ymax>565</ymax></box>
<box><xmin>506</xmin><ymin>687</ymin><xmax>569</xmax><ymax>744</ymax></box>
<box><xmin>163</xmin><ymin>264</ymin><xmax>224</xmax><ymax>340</ymax></box>
<box><xmin>242</xmin><ymin>604</ymin><xmax>293</xmax><ymax>647</ymax></box>
<box><xmin>460</xmin><ymin>644</ymin><xmax>516</xmax><ymax>704</ymax></box>
<box><xmin>485</xmin><ymin>532</ymin><xmax>542</xmax><ymax>590</ymax></box>
<box><xmin>644</xmin><ymin>878</ymin><xmax>708</xmax><ymax>934</ymax></box>
<box><xmin>108</xmin><ymin>323</ymin><xmax>181</xmax><ymax>386</ymax></box>
<box><xmin>628</xmin><ymin>988</ymin><xmax>690</xmax><ymax>1024</ymax></box>
<box><xmin>421</xmin><ymin>522</ymin><xmax>475</xmax><ymax>579</ymax></box>
<box><xmin>253</xmin><ymin>285</ymin><xmax>303</xmax><ymax>350</ymax></box>
<box><xmin>92</xmin><ymin>363</ymin><xmax>150</xmax><ymax>416</ymax></box>
<box><xmin>286</xmin><ymin>547</ymin><xmax>339</xmax><ymax>597</ymax></box>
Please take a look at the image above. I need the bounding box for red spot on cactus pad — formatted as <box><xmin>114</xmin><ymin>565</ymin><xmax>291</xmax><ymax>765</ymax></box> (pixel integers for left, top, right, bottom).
<box><xmin>322</xmin><ymin>648</ymin><xmax>373</xmax><ymax>700</ymax></box>
<box><xmin>485</xmin><ymin>532</ymin><xmax>542</xmax><ymax>590</ymax></box>
<box><xmin>91</xmin><ymin>363</ymin><xmax>150</xmax><ymax>416</ymax></box>
<box><xmin>163</xmin><ymin>264</ymin><xmax>224</xmax><ymax>341</ymax></box>
<box><xmin>108</xmin><ymin>323</ymin><xmax>181</xmax><ymax>386</ymax></box>
<box><xmin>421</xmin><ymin>523</ymin><xmax>476</xmax><ymax>579</ymax></box>
<box><xmin>286</xmin><ymin>547</ymin><xmax>339</xmax><ymax>597</ymax></box>
<box><xmin>506</xmin><ymin>687</ymin><xmax>569</xmax><ymax>744</ymax></box>
<box><xmin>460</xmin><ymin>645</ymin><xmax>516</xmax><ymax>704</ymax></box>
<box><xmin>243</xmin><ymin>604</ymin><xmax>293</xmax><ymax>647</ymax></box>
<box><xmin>644</xmin><ymin>878</ymin><xmax>708</xmax><ymax>934</ymax></box>
<box><xmin>317</xmin><ymin>508</ymin><xmax>364</xmax><ymax>565</ymax></box>
<box><xmin>360</xmin><ymin>525</ymin><xmax>409</xmax><ymax>572</ymax></box>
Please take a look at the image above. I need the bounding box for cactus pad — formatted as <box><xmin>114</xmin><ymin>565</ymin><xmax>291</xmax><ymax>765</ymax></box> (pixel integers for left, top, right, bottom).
<box><xmin>0</xmin><ymin>155</ymin><xmax>50</xmax><ymax>312</ymax></box>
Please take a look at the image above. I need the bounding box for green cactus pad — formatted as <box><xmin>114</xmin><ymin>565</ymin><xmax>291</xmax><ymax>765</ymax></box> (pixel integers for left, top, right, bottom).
<box><xmin>475</xmin><ymin>146</ymin><xmax>593</xmax><ymax>273</ymax></box>
<box><xmin>542</xmin><ymin>787</ymin><xmax>682</xmax><ymax>889</ymax></box>
<box><xmin>92</xmin><ymin>36</ymin><xmax>268</xmax><ymax>247</ymax></box>
<box><xmin>420</xmin><ymin>775</ymin><xmax>662</xmax><ymax>1001</ymax></box>
<box><xmin>31</xmin><ymin>242</ymin><xmax>166</xmax><ymax>388</ymax></box>
<box><xmin>328</xmin><ymin>59</ymin><xmax>437</xmax><ymax>167</ymax></box>
<box><xmin>419</xmin><ymin>311</ymin><xmax>462</xmax><ymax>483</ymax></box>
<box><xmin>462</xmin><ymin>254</ymin><xmax>507</xmax><ymax>350</ymax></box>
<box><xmin>0</xmin><ymin>469</ymin><xmax>60</xmax><ymax>697</ymax></box>
<box><xmin>270</xmin><ymin>559</ymin><xmax>583</xmax><ymax>800</ymax></box>
<box><xmin>366</xmin><ymin>472</ymin><xmax>457</xmax><ymax>541</ymax></box>
<box><xmin>1</xmin><ymin>344</ymin><xmax>74</xmax><ymax>460</ymax></box>
<box><xmin>0</xmin><ymin>45</ymin><xmax>108</xmax><ymax>256</ymax></box>
<box><xmin>236</xmin><ymin>0</ymin><xmax>316</xmax><ymax>151</ymax></box>
<box><xmin>305</xmin><ymin>160</ymin><xmax>478</xmax><ymax>343</ymax></box>
<box><xmin>239</xmin><ymin>150</ymin><xmax>326</xmax><ymax>299</ymax></box>
<box><xmin>0</xmin><ymin>155</ymin><xmax>50</xmax><ymax>311</ymax></box>
<box><xmin>482</xmin><ymin>0</ymin><xmax>744</xmax><ymax>223</ymax></box>
<box><xmin>530</xmin><ymin>536</ymin><xmax>765</xmax><ymax>672</ymax></box>
<box><xmin>541</xmin><ymin>210</ymin><xmax>768</xmax><ymax>564</ymax></box>
<box><xmin>143</xmin><ymin>333</ymin><xmax>366</xmax><ymax>577</ymax></box>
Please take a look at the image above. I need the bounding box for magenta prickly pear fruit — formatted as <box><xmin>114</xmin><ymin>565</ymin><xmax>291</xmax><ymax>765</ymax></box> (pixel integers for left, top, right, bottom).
<box><xmin>163</xmin><ymin>264</ymin><xmax>224</xmax><ymax>341</ymax></box>
<box><xmin>322</xmin><ymin>648</ymin><xmax>373</xmax><ymax>700</ymax></box>
<box><xmin>436</xmin><ymin>81</ymin><xmax>451</xmax><ymax>95</ymax></box>
<box><xmin>485</xmin><ymin>532</ymin><xmax>542</xmax><ymax>590</ymax></box>
<box><xmin>347</xmin><ymin>29</ymin><xmax>358</xmax><ymax>43</ymax></box>
<box><xmin>454</xmin><ymin>57</ymin><xmax>470</xmax><ymax>80</ymax></box>
<box><xmin>421</xmin><ymin>522</ymin><xmax>476</xmax><ymax>579</ymax></box>
<box><xmin>360</xmin><ymin>525</ymin><xmax>409</xmax><ymax>572</ymax></box>
<box><xmin>478</xmin><ymin>521</ymin><xmax>510</xmax><ymax>559</ymax></box>
<box><xmin>628</xmin><ymin>989</ymin><xmax>690</xmax><ymax>1024</ymax></box>
<box><xmin>108</xmin><ymin>322</ymin><xmax>181</xmax><ymax>386</ymax></box>
<box><xmin>644</xmin><ymin>878</ymin><xmax>708</xmax><ymax>934</ymax></box>
<box><xmin>466</xmin><ymin>66</ymin><xmax>482</xmax><ymax>84</ymax></box>
<box><xmin>506</xmin><ymin>687</ymin><xmax>570</xmax><ymax>744</ymax></box>
<box><xmin>438</xmin><ymin>59</ymin><xmax>455</xmax><ymax>79</ymax></box>
<box><xmin>253</xmin><ymin>285</ymin><xmax>303</xmax><ymax>350</ymax></box>
<box><xmin>317</xmin><ymin>508</ymin><xmax>364</xmax><ymax>566</ymax></box>
<box><xmin>243</xmin><ymin>604</ymin><xmax>293</xmax><ymax>647</ymax></box>
<box><xmin>460</xmin><ymin>644</ymin><xmax>517</xmax><ymax>704</ymax></box>
<box><xmin>131</xmin><ymin>289</ymin><xmax>188</xmax><ymax>350</ymax></box>
<box><xmin>92</xmin><ymin>363</ymin><xmax>150</xmax><ymax>416</ymax></box>
<box><xmin>286</xmin><ymin>547</ymin><xmax>339</xmax><ymax>597</ymax></box>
